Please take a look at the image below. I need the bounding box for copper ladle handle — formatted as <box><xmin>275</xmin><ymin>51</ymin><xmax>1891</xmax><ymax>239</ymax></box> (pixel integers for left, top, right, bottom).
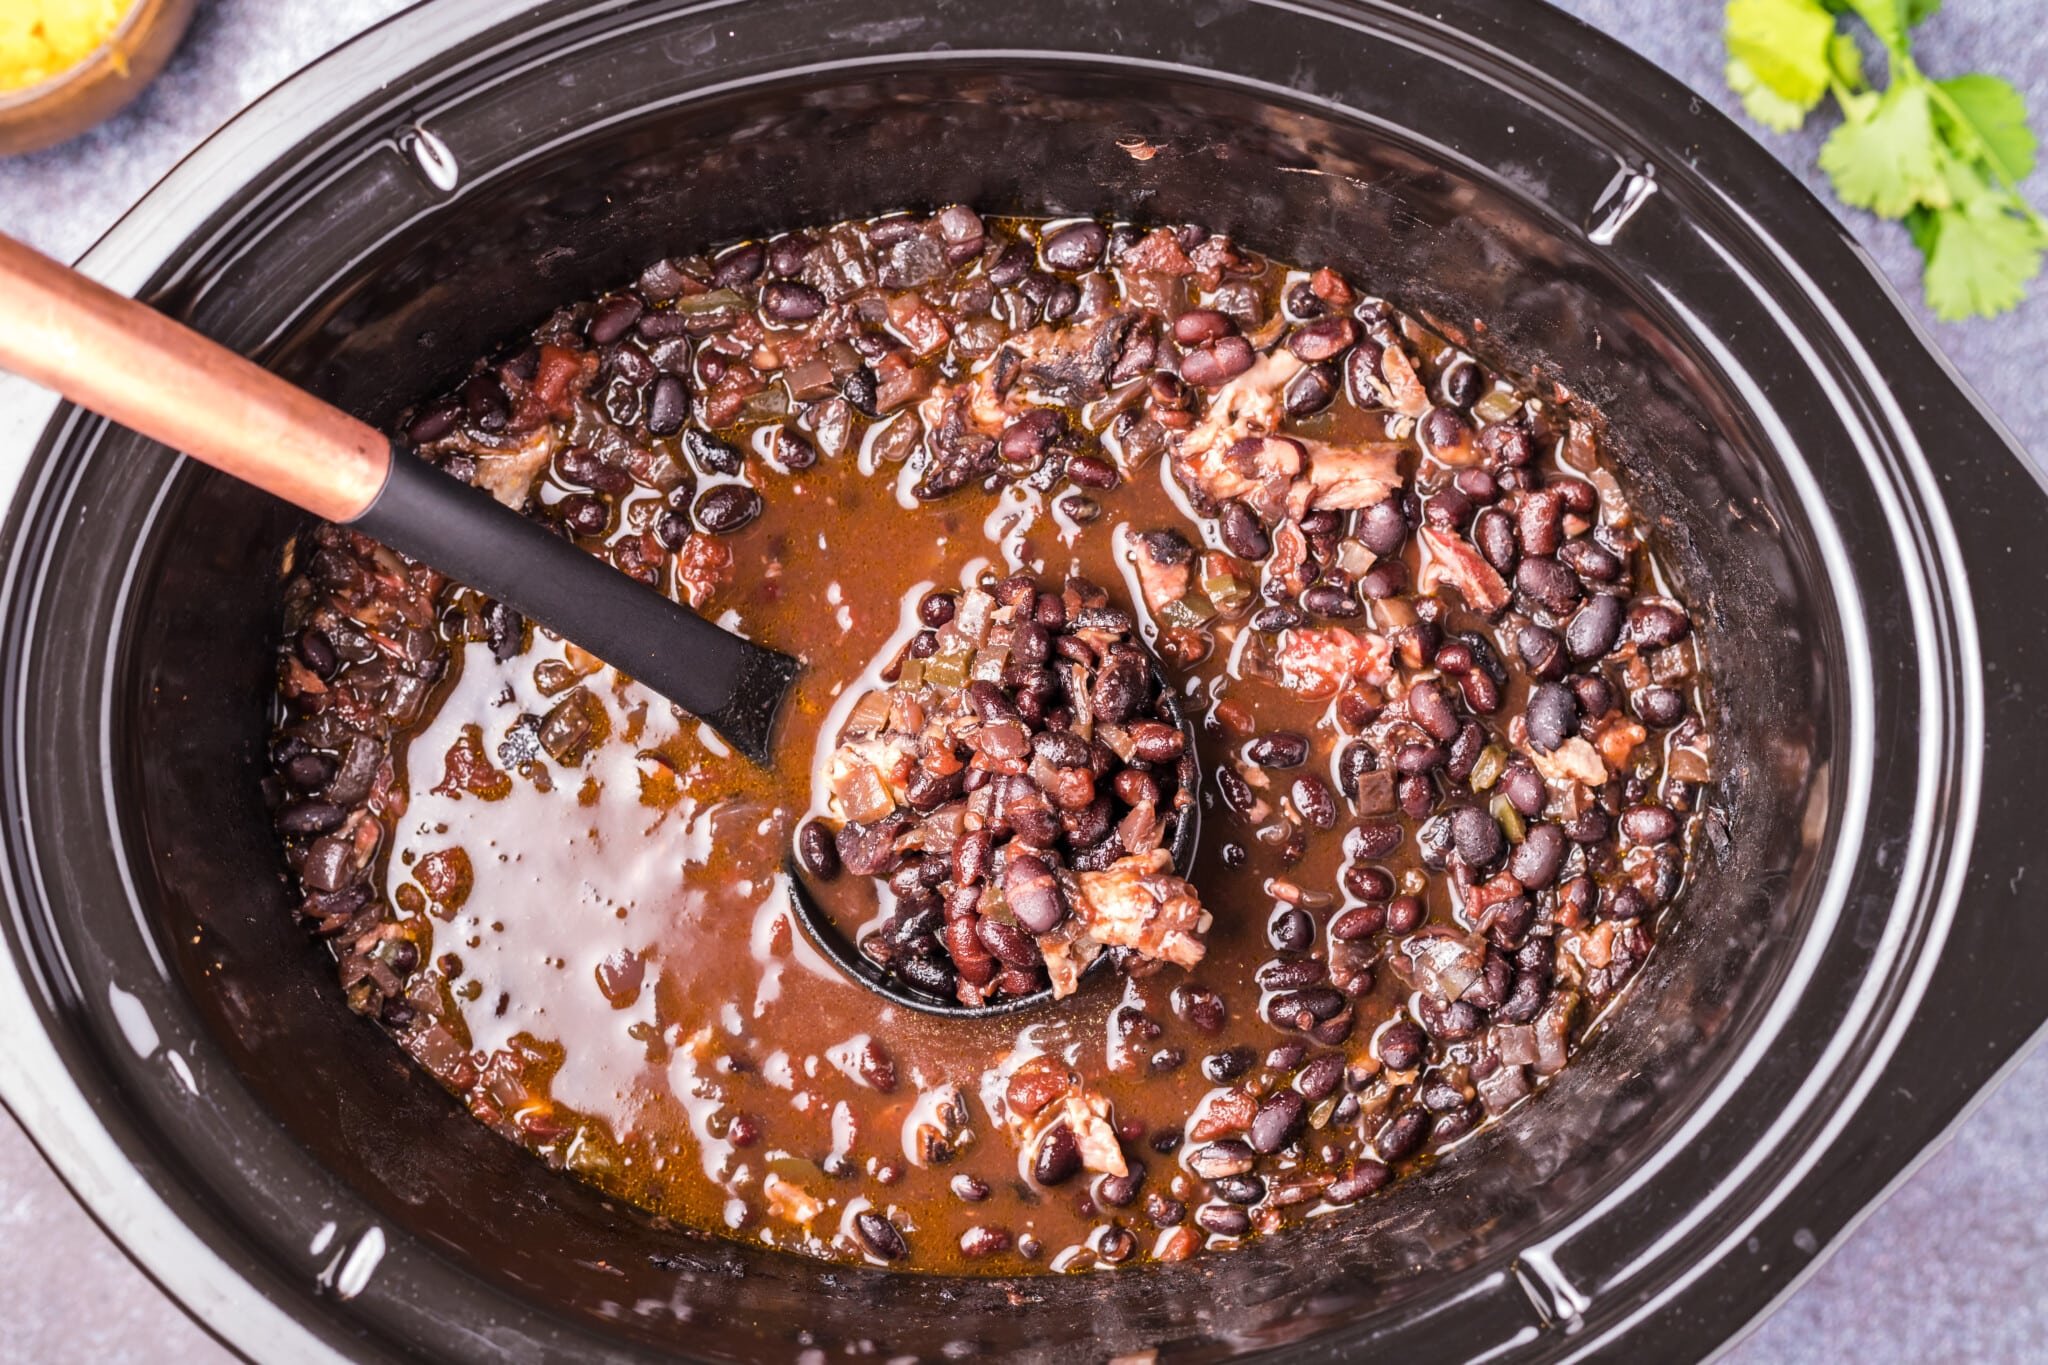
<box><xmin>0</xmin><ymin>231</ymin><xmax>390</xmax><ymax>522</ymax></box>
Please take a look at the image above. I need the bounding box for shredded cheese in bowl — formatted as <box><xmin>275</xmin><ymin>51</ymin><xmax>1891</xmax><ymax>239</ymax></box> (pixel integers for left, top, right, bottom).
<box><xmin>0</xmin><ymin>1</ymin><xmax>135</xmax><ymax>94</ymax></box>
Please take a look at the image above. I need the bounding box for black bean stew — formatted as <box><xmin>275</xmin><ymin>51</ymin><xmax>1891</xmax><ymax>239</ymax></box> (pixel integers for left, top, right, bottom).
<box><xmin>268</xmin><ymin>210</ymin><xmax>1715</xmax><ymax>1275</ymax></box>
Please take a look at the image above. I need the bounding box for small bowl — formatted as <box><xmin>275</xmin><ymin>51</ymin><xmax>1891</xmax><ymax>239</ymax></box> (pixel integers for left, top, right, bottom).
<box><xmin>0</xmin><ymin>0</ymin><xmax>196</xmax><ymax>157</ymax></box>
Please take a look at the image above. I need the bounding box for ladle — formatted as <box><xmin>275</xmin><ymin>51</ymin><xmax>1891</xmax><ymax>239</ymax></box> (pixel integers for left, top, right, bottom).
<box><xmin>0</xmin><ymin>231</ymin><xmax>799</xmax><ymax>764</ymax></box>
<box><xmin>0</xmin><ymin>230</ymin><xmax>1201</xmax><ymax>1018</ymax></box>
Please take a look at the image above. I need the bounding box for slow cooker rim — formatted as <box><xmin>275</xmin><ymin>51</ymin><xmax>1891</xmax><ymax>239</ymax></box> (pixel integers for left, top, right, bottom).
<box><xmin>0</xmin><ymin>0</ymin><xmax>2018</xmax><ymax>1361</ymax></box>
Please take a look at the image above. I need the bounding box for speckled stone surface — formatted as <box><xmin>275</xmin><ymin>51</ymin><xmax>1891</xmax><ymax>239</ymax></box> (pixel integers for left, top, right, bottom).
<box><xmin>0</xmin><ymin>3</ymin><xmax>2043</xmax><ymax>1361</ymax></box>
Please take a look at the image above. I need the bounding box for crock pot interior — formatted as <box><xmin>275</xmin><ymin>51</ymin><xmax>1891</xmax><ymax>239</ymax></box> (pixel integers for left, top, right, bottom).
<box><xmin>116</xmin><ymin>65</ymin><xmax>1831</xmax><ymax>1360</ymax></box>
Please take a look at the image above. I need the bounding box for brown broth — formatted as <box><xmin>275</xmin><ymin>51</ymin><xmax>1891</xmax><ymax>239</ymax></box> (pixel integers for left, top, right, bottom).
<box><xmin>275</xmin><ymin>211</ymin><xmax>1714</xmax><ymax>1276</ymax></box>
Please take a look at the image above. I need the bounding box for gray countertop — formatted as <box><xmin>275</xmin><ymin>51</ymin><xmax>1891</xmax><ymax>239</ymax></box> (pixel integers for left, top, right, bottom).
<box><xmin>1</xmin><ymin>2</ymin><xmax>2044</xmax><ymax>1361</ymax></box>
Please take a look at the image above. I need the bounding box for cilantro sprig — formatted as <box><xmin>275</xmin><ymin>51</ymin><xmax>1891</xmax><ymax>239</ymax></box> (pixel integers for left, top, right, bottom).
<box><xmin>1725</xmin><ymin>0</ymin><xmax>2046</xmax><ymax>320</ymax></box>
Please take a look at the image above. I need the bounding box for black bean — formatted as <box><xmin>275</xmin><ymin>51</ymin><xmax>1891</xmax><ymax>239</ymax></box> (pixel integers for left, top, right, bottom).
<box><xmin>1474</xmin><ymin>507</ymin><xmax>1518</xmax><ymax>572</ymax></box>
<box><xmin>797</xmin><ymin>821</ymin><xmax>840</xmax><ymax>880</ymax></box>
<box><xmin>1258</xmin><ymin>957</ymin><xmax>1329</xmax><ymax>991</ymax></box>
<box><xmin>1212</xmin><ymin>1174</ymin><xmax>1266</xmax><ymax>1205</ymax></box>
<box><xmin>1003</xmin><ymin>851</ymin><xmax>1067</xmax><ymax>933</ymax></box>
<box><xmin>1526</xmin><ymin>682</ymin><xmax>1579</xmax><ymax>753</ymax></box>
<box><xmin>1034</xmin><ymin>1123</ymin><xmax>1083</xmax><ymax>1185</ymax></box>
<box><xmin>1284</xmin><ymin>362</ymin><xmax>1339</xmax><ymax>417</ymax></box>
<box><xmin>1251</xmin><ymin>603</ymin><xmax>1306</xmax><ymax>633</ymax></box>
<box><xmin>693</xmin><ymin>484</ymin><xmax>763</xmax><ymax>534</ymax></box>
<box><xmin>1357</xmin><ymin>561</ymin><xmax>1405</xmax><ymax>601</ymax></box>
<box><xmin>1626</xmin><ymin>600</ymin><xmax>1692</xmax><ymax>648</ymax></box>
<box><xmin>1173</xmin><ymin>310</ymin><xmax>1233</xmax><ymax>345</ymax></box>
<box><xmin>917</xmin><ymin>589</ymin><xmax>956</xmax><ymax>628</ymax></box>
<box><xmin>1609</xmin><ymin>885</ymin><xmax>1653</xmax><ymax>921</ymax></box>
<box><xmin>1301</xmin><ymin>583</ymin><xmax>1362</xmax><ymax>618</ymax></box>
<box><xmin>1197</xmin><ymin>1203</ymin><xmax>1252</xmax><ymax>1237</ymax></box>
<box><xmin>854</xmin><ymin>1211</ymin><xmax>908</xmax><ymax>1261</ymax></box>
<box><xmin>1451</xmin><ymin>805</ymin><xmax>1506</xmax><ymax>867</ymax></box>
<box><xmin>1269</xmin><ymin>908</ymin><xmax>1315</xmax><ymax>953</ymax></box>
<box><xmin>683</xmin><ymin>428</ymin><xmax>745</xmax><ymax>476</ymax></box>
<box><xmin>558</xmin><ymin>493</ymin><xmax>608</xmax><ymax>536</ymax></box>
<box><xmin>1042</xmin><ymin>222</ymin><xmax>1108</xmax><ymax>271</ymax></box>
<box><xmin>1218</xmin><ymin>500</ymin><xmax>1270</xmax><ymax>559</ymax></box>
<box><xmin>1297</xmin><ymin>1053</ymin><xmax>1347</xmax><ymax>1101</ymax></box>
<box><xmin>1634</xmin><ymin>685</ymin><xmax>1687</xmax><ymax>727</ymax></box>
<box><xmin>1558</xmin><ymin>537</ymin><xmax>1622</xmax><ymax>582</ymax></box>
<box><xmin>1441</xmin><ymin>359</ymin><xmax>1483</xmax><ymax>407</ymax></box>
<box><xmin>1359</xmin><ymin>499</ymin><xmax>1407</xmax><ymax>555</ymax></box>
<box><xmin>1516</xmin><ymin>624</ymin><xmax>1567</xmax><ymax>680</ymax></box>
<box><xmin>1566</xmin><ymin>592</ymin><xmax>1626</xmax><ymax>660</ymax></box>
<box><xmin>643</xmin><ymin>373</ymin><xmax>689</xmax><ymax>435</ymax></box>
<box><xmin>1097</xmin><ymin>1166</ymin><xmax>1145</xmax><ymax>1208</ymax></box>
<box><xmin>1394</xmin><ymin>741</ymin><xmax>1446</xmax><ymax>775</ymax></box>
<box><xmin>1292</xmin><ymin>776</ymin><xmax>1338</xmax><ymax>830</ymax></box>
<box><xmin>1202</xmin><ymin>1046</ymin><xmax>1254</xmax><ymax>1083</ymax></box>
<box><xmin>760</xmin><ymin>280</ymin><xmax>825</xmax><ymax>323</ymax></box>
<box><xmin>1508</xmin><ymin>823</ymin><xmax>1567</xmax><ymax>888</ymax></box>
<box><xmin>1250</xmin><ymin>1090</ymin><xmax>1307</xmax><ymax>1154</ymax></box>
<box><xmin>1327</xmin><ymin>1161</ymin><xmax>1392</xmax><ymax>1204</ymax></box>
<box><xmin>1067</xmin><ymin>455</ymin><xmax>1119</xmax><ymax>489</ymax></box>
<box><xmin>587</xmin><ymin>294</ymin><xmax>644</xmax><ymax>345</ymax></box>
<box><xmin>1375</xmin><ymin>1019</ymin><xmax>1425</xmax><ymax>1071</ymax></box>
<box><xmin>1621</xmin><ymin>804</ymin><xmax>1680</xmax><ymax>845</ymax></box>
<box><xmin>1286</xmin><ymin>316</ymin><xmax>1357</xmax><ymax>363</ymax></box>
<box><xmin>1499</xmin><ymin>763</ymin><xmax>1547</xmax><ymax>818</ymax></box>
<box><xmin>1181</xmin><ymin>335</ymin><xmax>1254</xmax><ymax>388</ymax></box>
<box><xmin>1517</xmin><ymin>556</ymin><xmax>1581</xmax><ymax>614</ymax></box>
<box><xmin>712</xmin><ymin>241</ymin><xmax>765</xmax><ymax>287</ymax></box>
<box><xmin>1408</xmin><ymin>679</ymin><xmax>1459</xmax><ymax>742</ymax></box>
<box><xmin>1246</xmin><ymin>732</ymin><xmax>1309</xmax><ymax>769</ymax></box>
<box><xmin>1345</xmin><ymin>820</ymin><xmax>1404</xmax><ymax>861</ymax></box>
<box><xmin>1375</xmin><ymin>1106</ymin><xmax>1431</xmax><ymax>1162</ymax></box>
<box><xmin>1377</xmin><ymin>897</ymin><xmax>1419</xmax><ymax>938</ymax></box>
<box><xmin>1571</xmin><ymin>673</ymin><xmax>1615</xmax><ymax>720</ymax></box>
<box><xmin>279</xmin><ymin>802</ymin><xmax>345</xmax><ymax>835</ymax></box>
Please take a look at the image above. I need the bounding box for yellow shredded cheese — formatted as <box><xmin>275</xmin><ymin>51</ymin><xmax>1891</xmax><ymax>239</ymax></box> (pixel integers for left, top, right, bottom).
<box><xmin>0</xmin><ymin>1</ymin><xmax>135</xmax><ymax>94</ymax></box>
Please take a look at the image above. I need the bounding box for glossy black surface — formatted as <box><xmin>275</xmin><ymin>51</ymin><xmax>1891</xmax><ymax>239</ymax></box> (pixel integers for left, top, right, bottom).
<box><xmin>355</xmin><ymin>447</ymin><xmax>801</xmax><ymax>765</ymax></box>
<box><xmin>0</xmin><ymin>1</ymin><xmax>2042</xmax><ymax>1362</ymax></box>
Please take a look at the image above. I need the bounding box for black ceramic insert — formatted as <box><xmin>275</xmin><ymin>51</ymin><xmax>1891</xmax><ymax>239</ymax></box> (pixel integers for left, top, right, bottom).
<box><xmin>0</xmin><ymin>1</ymin><xmax>2043</xmax><ymax>1362</ymax></box>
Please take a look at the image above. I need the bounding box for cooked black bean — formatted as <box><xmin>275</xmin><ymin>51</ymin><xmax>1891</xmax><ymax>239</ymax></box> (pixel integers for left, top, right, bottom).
<box><xmin>279</xmin><ymin>801</ymin><xmax>345</xmax><ymax>835</ymax></box>
<box><xmin>1269</xmin><ymin>908</ymin><xmax>1315</xmax><ymax>953</ymax></box>
<box><xmin>797</xmin><ymin>821</ymin><xmax>840</xmax><ymax>880</ymax></box>
<box><xmin>1358</xmin><ymin>499</ymin><xmax>1407</xmax><ymax>554</ymax></box>
<box><xmin>1621</xmin><ymin>804</ymin><xmax>1680</xmax><ymax>845</ymax></box>
<box><xmin>1283</xmin><ymin>362</ymin><xmax>1339</xmax><ymax>417</ymax></box>
<box><xmin>1386</xmin><ymin>895</ymin><xmax>1425</xmax><ymax>935</ymax></box>
<box><xmin>1508</xmin><ymin>823</ymin><xmax>1567</xmax><ymax>888</ymax></box>
<box><xmin>760</xmin><ymin>280</ymin><xmax>825</xmax><ymax>323</ymax></box>
<box><xmin>693</xmin><ymin>484</ymin><xmax>763</xmax><ymax>533</ymax></box>
<box><xmin>1516</xmin><ymin>556</ymin><xmax>1581</xmax><ymax>614</ymax></box>
<box><xmin>1218</xmin><ymin>499</ymin><xmax>1270</xmax><ymax>559</ymax></box>
<box><xmin>1249</xmin><ymin>1090</ymin><xmax>1307</xmax><ymax>1154</ymax></box>
<box><xmin>1450</xmin><ymin>806</ymin><xmax>1505</xmax><ymax>867</ymax></box>
<box><xmin>1526</xmin><ymin>682</ymin><xmax>1579</xmax><ymax>753</ymax></box>
<box><xmin>1197</xmin><ymin>1203</ymin><xmax>1253</xmax><ymax>1237</ymax></box>
<box><xmin>1181</xmin><ymin>335</ymin><xmax>1255</xmax><ymax>387</ymax></box>
<box><xmin>682</xmin><ymin>427</ymin><xmax>744</xmax><ymax>476</ymax></box>
<box><xmin>1245</xmin><ymin>732</ymin><xmax>1309</xmax><ymax>769</ymax></box>
<box><xmin>1566</xmin><ymin>592</ymin><xmax>1626</xmax><ymax>660</ymax></box>
<box><xmin>1634</xmin><ymin>685</ymin><xmax>1687</xmax><ymax>727</ymax></box>
<box><xmin>855</xmin><ymin>1210</ymin><xmax>908</xmax><ymax>1261</ymax></box>
<box><xmin>1034</xmin><ymin>1123</ymin><xmax>1083</xmax><ymax>1185</ymax></box>
<box><xmin>1042</xmin><ymin>222</ymin><xmax>1108</xmax><ymax>271</ymax></box>
<box><xmin>1626</xmin><ymin>600</ymin><xmax>1692</xmax><ymax>648</ymax></box>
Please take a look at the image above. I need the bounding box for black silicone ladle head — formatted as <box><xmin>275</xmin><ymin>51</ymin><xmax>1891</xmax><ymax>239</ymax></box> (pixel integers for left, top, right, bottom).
<box><xmin>786</xmin><ymin>656</ymin><xmax>1201</xmax><ymax>1018</ymax></box>
<box><xmin>354</xmin><ymin>451</ymin><xmax>801</xmax><ymax>765</ymax></box>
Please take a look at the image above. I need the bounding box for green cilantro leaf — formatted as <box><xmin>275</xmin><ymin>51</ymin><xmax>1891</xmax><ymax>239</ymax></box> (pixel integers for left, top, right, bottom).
<box><xmin>1728</xmin><ymin>57</ymin><xmax>1819</xmax><ymax>132</ymax></box>
<box><xmin>1920</xmin><ymin>197</ymin><xmax>2042</xmax><ymax>319</ymax></box>
<box><xmin>1820</xmin><ymin>80</ymin><xmax>1951</xmax><ymax>216</ymax></box>
<box><xmin>1935</xmin><ymin>72</ymin><xmax>2037</xmax><ymax>182</ymax></box>
<box><xmin>1726</xmin><ymin>0</ymin><xmax>1838</xmax><ymax>109</ymax></box>
<box><xmin>1726</xmin><ymin>0</ymin><xmax>2042</xmax><ymax>320</ymax></box>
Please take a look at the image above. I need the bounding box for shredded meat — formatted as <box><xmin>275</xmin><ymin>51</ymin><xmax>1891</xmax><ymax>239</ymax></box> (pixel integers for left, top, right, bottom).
<box><xmin>1129</xmin><ymin>528</ymin><xmax>1194</xmax><ymax>614</ymax></box>
<box><xmin>1418</xmin><ymin>526</ymin><xmax>1511</xmax><ymax>614</ymax></box>
<box><xmin>1291</xmin><ymin>439</ymin><xmax>1405</xmax><ymax>514</ymax></box>
<box><xmin>1529</xmin><ymin>735</ymin><xmax>1607</xmax><ymax>787</ymax></box>
<box><xmin>1269</xmin><ymin>626</ymin><xmax>1392</xmax><ymax>698</ymax></box>
<box><xmin>1055</xmin><ymin>1091</ymin><xmax>1128</xmax><ymax>1178</ymax></box>
<box><xmin>1170</xmin><ymin>349</ymin><xmax>1306</xmax><ymax>519</ymax></box>
<box><xmin>471</xmin><ymin>428</ymin><xmax>558</xmax><ymax>508</ymax></box>
<box><xmin>1073</xmin><ymin>849</ymin><xmax>1208</xmax><ymax>969</ymax></box>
